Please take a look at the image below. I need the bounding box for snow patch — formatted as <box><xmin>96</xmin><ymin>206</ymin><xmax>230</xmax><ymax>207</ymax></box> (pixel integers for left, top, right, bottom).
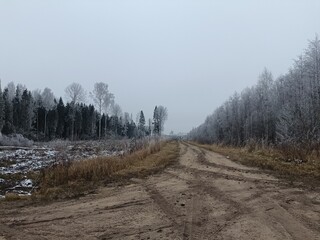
<box><xmin>20</xmin><ymin>179</ymin><xmax>33</xmax><ymax>188</ymax></box>
<box><xmin>0</xmin><ymin>148</ymin><xmax>57</xmax><ymax>175</ymax></box>
<box><xmin>0</xmin><ymin>139</ymin><xmax>136</xmax><ymax>197</ymax></box>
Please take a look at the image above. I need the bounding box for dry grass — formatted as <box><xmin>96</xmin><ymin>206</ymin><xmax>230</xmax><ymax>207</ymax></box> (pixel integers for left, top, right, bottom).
<box><xmin>37</xmin><ymin>140</ymin><xmax>179</xmax><ymax>199</ymax></box>
<box><xmin>190</xmin><ymin>142</ymin><xmax>320</xmax><ymax>184</ymax></box>
<box><xmin>3</xmin><ymin>193</ymin><xmax>31</xmax><ymax>201</ymax></box>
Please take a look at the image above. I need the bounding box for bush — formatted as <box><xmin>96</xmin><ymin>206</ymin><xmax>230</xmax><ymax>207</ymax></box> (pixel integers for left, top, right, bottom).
<box><xmin>0</xmin><ymin>134</ymin><xmax>34</xmax><ymax>147</ymax></box>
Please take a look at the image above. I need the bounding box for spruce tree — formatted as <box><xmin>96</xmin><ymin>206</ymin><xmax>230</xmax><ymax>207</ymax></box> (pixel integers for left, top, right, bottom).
<box><xmin>138</xmin><ymin>110</ymin><xmax>146</xmax><ymax>137</ymax></box>
<box><xmin>138</xmin><ymin>111</ymin><xmax>145</xmax><ymax>130</ymax></box>
<box><xmin>20</xmin><ymin>90</ymin><xmax>32</xmax><ymax>132</ymax></box>
<box><xmin>2</xmin><ymin>89</ymin><xmax>14</xmax><ymax>134</ymax></box>
<box><xmin>12</xmin><ymin>87</ymin><xmax>21</xmax><ymax>131</ymax></box>
<box><xmin>153</xmin><ymin>106</ymin><xmax>159</xmax><ymax>135</ymax></box>
<box><xmin>56</xmin><ymin>98</ymin><xmax>65</xmax><ymax>138</ymax></box>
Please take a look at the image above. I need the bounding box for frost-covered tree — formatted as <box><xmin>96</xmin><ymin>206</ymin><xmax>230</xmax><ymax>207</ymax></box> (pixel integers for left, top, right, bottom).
<box><xmin>32</xmin><ymin>89</ymin><xmax>43</xmax><ymax>140</ymax></box>
<box><xmin>20</xmin><ymin>89</ymin><xmax>33</xmax><ymax>133</ymax></box>
<box><xmin>137</xmin><ymin>110</ymin><xmax>146</xmax><ymax>137</ymax></box>
<box><xmin>188</xmin><ymin>35</ymin><xmax>320</xmax><ymax>158</ymax></box>
<box><xmin>65</xmin><ymin>82</ymin><xmax>86</xmax><ymax>140</ymax></box>
<box><xmin>153</xmin><ymin>105</ymin><xmax>168</xmax><ymax>136</ymax></box>
<box><xmin>110</xmin><ymin>103</ymin><xmax>121</xmax><ymax>135</ymax></box>
<box><xmin>90</xmin><ymin>82</ymin><xmax>114</xmax><ymax>139</ymax></box>
<box><xmin>0</xmin><ymin>79</ymin><xmax>159</xmax><ymax>141</ymax></box>
<box><xmin>41</xmin><ymin>88</ymin><xmax>55</xmax><ymax>138</ymax></box>
<box><xmin>12</xmin><ymin>85</ymin><xmax>22</xmax><ymax>129</ymax></box>
<box><xmin>0</xmin><ymin>82</ymin><xmax>4</xmax><ymax>133</ymax></box>
<box><xmin>138</xmin><ymin>110</ymin><xmax>145</xmax><ymax>130</ymax></box>
<box><xmin>6</xmin><ymin>82</ymin><xmax>16</xmax><ymax>102</ymax></box>
<box><xmin>147</xmin><ymin>118</ymin><xmax>152</xmax><ymax>136</ymax></box>
<box><xmin>103</xmin><ymin>91</ymin><xmax>114</xmax><ymax>137</ymax></box>
<box><xmin>112</xmin><ymin>103</ymin><xmax>122</xmax><ymax>117</ymax></box>
<box><xmin>157</xmin><ymin>106</ymin><xmax>168</xmax><ymax>135</ymax></box>
<box><xmin>2</xmin><ymin>88</ymin><xmax>13</xmax><ymax>134</ymax></box>
<box><xmin>153</xmin><ymin>106</ymin><xmax>159</xmax><ymax>135</ymax></box>
<box><xmin>65</xmin><ymin>82</ymin><xmax>86</xmax><ymax>103</ymax></box>
<box><xmin>122</xmin><ymin>112</ymin><xmax>130</xmax><ymax>137</ymax></box>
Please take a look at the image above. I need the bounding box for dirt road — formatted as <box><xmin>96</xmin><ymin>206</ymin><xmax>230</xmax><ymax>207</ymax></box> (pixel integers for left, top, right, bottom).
<box><xmin>1</xmin><ymin>142</ymin><xmax>320</xmax><ymax>239</ymax></box>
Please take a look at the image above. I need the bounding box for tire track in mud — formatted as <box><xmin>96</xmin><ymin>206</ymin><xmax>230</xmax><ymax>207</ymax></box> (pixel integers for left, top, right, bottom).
<box><xmin>180</xmin><ymin>168</ymin><xmax>210</xmax><ymax>240</ymax></box>
<box><xmin>177</xmin><ymin>142</ymin><xmax>320</xmax><ymax>239</ymax></box>
<box><xmin>252</xmin><ymin>196</ymin><xmax>320</xmax><ymax>240</ymax></box>
<box><xmin>139</xmin><ymin>144</ymin><xmax>252</xmax><ymax>240</ymax></box>
<box><xmin>188</xmin><ymin>143</ymin><xmax>274</xmax><ymax>176</ymax></box>
<box><xmin>144</xmin><ymin>184</ymin><xmax>183</xmax><ymax>228</ymax></box>
<box><xmin>179</xmin><ymin>144</ymin><xmax>279</xmax><ymax>185</ymax></box>
<box><xmin>180</xmin><ymin>147</ymin><xmax>250</xmax><ymax>239</ymax></box>
<box><xmin>139</xmin><ymin>178</ymin><xmax>211</xmax><ymax>239</ymax></box>
<box><xmin>9</xmin><ymin>216</ymin><xmax>74</xmax><ymax>227</ymax></box>
<box><xmin>276</xmin><ymin>196</ymin><xmax>320</xmax><ymax>234</ymax></box>
<box><xmin>178</xmin><ymin>162</ymin><xmax>278</xmax><ymax>184</ymax></box>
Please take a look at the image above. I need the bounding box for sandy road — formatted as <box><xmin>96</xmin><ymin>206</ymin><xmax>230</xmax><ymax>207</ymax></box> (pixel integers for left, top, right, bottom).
<box><xmin>1</xmin><ymin>142</ymin><xmax>320</xmax><ymax>239</ymax></box>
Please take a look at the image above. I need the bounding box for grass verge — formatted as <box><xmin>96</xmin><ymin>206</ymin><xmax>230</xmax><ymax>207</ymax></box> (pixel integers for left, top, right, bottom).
<box><xmin>36</xmin><ymin>140</ymin><xmax>179</xmax><ymax>200</ymax></box>
<box><xmin>190</xmin><ymin>142</ymin><xmax>320</xmax><ymax>186</ymax></box>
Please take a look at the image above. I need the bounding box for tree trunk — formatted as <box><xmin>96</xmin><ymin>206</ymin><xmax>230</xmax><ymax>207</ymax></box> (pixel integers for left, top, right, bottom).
<box><xmin>44</xmin><ymin>111</ymin><xmax>47</xmax><ymax>139</ymax></box>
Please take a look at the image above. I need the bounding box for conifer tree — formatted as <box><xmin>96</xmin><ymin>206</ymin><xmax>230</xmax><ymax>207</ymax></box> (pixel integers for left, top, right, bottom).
<box><xmin>56</xmin><ymin>98</ymin><xmax>65</xmax><ymax>138</ymax></box>
<box><xmin>0</xmin><ymin>82</ymin><xmax>4</xmax><ymax>133</ymax></box>
<box><xmin>2</xmin><ymin>88</ymin><xmax>13</xmax><ymax>134</ymax></box>
<box><xmin>153</xmin><ymin>106</ymin><xmax>159</xmax><ymax>135</ymax></box>
<box><xmin>20</xmin><ymin>90</ymin><xmax>33</xmax><ymax>132</ymax></box>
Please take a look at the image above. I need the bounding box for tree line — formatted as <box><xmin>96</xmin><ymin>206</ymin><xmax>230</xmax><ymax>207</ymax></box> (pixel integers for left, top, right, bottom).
<box><xmin>188</xmin><ymin>35</ymin><xmax>320</xmax><ymax>158</ymax></box>
<box><xmin>0</xmin><ymin>81</ymin><xmax>168</xmax><ymax>141</ymax></box>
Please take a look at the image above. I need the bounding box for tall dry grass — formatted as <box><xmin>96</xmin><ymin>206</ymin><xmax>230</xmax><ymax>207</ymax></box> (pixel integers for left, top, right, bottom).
<box><xmin>38</xmin><ymin>140</ymin><xmax>179</xmax><ymax>199</ymax></box>
<box><xmin>190</xmin><ymin>142</ymin><xmax>320</xmax><ymax>184</ymax></box>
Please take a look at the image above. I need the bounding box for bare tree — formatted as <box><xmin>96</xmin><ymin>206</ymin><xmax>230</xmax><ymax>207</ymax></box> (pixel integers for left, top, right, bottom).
<box><xmin>112</xmin><ymin>103</ymin><xmax>122</xmax><ymax>117</ymax></box>
<box><xmin>90</xmin><ymin>82</ymin><xmax>114</xmax><ymax>139</ymax></box>
<box><xmin>109</xmin><ymin>103</ymin><xmax>122</xmax><ymax>135</ymax></box>
<box><xmin>65</xmin><ymin>82</ymin><xmax>86</xmax><ymax>103</ymax></box>
<box><xmin>65</xmin><ymin>82</ymin><xmax>86</xmax><ymax>140</ymax></box>
<box><xmin>103</xmin><ymin>90</ymin><xmax>114</xmax><ymax>137</ymax></box>
<box><xmin>41</xmin><ymin>88</ymin><xmax>55</xmax><ymax>138</ymax></box>
<box><xmin>188</xmin><ymin>36</ymin><xmax>320</xmax><ymax>158</ymax></box>
<box><xmin>153</xmin><ymin>105</ymin><xmax>168</xmax><ymax>136</ymax></box>
<box><xmin>6</xmin><ymin>82</ymin><xmax>16</xmax><ymax>101</ymax></box>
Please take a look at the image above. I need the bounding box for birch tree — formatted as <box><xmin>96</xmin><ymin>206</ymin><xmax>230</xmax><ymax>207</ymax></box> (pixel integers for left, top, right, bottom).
<box><xmin>188</xmin><ymin>35</ymin><xmax>320</xmax><ymax>158</ymax></box>
<box><xmin>111</xmin><ymin>103</ymin><xmax>122</xmax><ymax>135</ymax></box>
<box><xmin>65</xmin><ymin>82</ymin><xmax>86</xmax><ymax>103</ymax></box>
<box><xmin>153</xmin><ymin>106</ymin><xmax>168</xmax><ymax>136</ymax></box>
<box><xmin>41</xmin><ymin>88</ymin><xmax>55</xmax><ymax>138</ymax></box>
<box><xmin>90</xmin><ymin>82</ymin><xmax>114</xmax><ymax>139</ymax></box>
<box><xmin>65</xmin><ymin>82</ymin><xmax>86</xmax><ymax>140</ymax></box>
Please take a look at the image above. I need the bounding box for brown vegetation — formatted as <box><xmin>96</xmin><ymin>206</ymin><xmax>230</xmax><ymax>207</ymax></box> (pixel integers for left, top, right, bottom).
<box><xmin>3</xmin><ymin>192</ymin><xmax>30</xmax><ymax>201</ymax></box>
<box><xmin>37</xmin><ymin>140</ymin><xmax>179</xmax><ymax>199</ymax></box>
<box><xmin>190</xmin><ymin>142</ymin><xmax>320</xmax><ymax>185</ymax></box>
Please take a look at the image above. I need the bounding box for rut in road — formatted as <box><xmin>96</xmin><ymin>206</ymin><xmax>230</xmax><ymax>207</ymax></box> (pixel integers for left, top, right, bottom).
<box><xmin>0</xmin><ymin>142</ymin><xmax>320</xmax><ymax>240</ymax></box>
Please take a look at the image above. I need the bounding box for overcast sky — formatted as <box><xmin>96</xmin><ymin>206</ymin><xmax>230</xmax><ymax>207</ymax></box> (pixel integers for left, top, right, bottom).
<box><xmin>0</xmin><ymin>0</ymin><xmax>319</xmax><ymax>134</ymax></box>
